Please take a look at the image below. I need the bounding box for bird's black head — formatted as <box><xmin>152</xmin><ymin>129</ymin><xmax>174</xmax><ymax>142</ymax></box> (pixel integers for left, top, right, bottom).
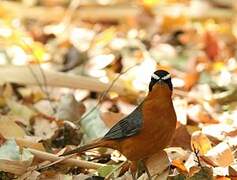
<box><xmin>149</xmin><ymin>70</ymin><xmax>173</xmax><ymax>91</ymax></box>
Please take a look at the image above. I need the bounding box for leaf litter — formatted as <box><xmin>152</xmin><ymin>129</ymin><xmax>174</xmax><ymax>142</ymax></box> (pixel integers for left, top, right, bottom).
<box><xmin>1</xmin><ymin>0</ymin><xmax>237</xmax><ymax>179</ymax></box>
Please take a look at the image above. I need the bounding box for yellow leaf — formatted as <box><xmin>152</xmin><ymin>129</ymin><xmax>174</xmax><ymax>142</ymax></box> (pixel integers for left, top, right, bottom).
<box><xmin>141</xmin><ymin>0</ymin><xmax>160</xmax><ymax>7</ymax></box>
<box><xmin>94</xmin><ymin>27</ymin><xmax>116</xmax><ymax>47</ymax></box>
<box><xmin>0</xmin><ymin>116</ymin><xmax>26</xmax><ymax>139</ymax></box>
<box><xmin>191</xmin><ymin>131</ymin><xmax>212</xmax><ymax>155</ymax></box>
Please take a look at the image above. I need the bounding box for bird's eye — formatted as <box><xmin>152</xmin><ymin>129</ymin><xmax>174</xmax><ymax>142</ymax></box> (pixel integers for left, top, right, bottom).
<box><xmin>151</xmin><ymin>73</ymin><xmax>171</xmax><ymax>81</ymax></box>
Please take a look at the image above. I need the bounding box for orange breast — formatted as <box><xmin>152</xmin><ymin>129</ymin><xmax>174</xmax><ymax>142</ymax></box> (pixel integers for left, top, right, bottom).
<box><xmin>119</xmin><ymin>97</ymin><xmax>177</xmax><ymax>161</ymax></box>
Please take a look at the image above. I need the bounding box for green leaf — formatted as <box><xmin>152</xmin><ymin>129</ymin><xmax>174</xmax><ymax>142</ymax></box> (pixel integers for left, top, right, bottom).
<box><xmin>98</xmin><ymin>165</ymin><xmax>116</xmax><ymax>177</ymax></box>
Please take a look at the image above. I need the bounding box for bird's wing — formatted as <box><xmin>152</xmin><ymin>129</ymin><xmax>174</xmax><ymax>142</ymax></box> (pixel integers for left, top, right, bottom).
<box><xmin>103</xmin><ymin>102</ymin><xmax>143</xmax><ymax>139</ymax></box>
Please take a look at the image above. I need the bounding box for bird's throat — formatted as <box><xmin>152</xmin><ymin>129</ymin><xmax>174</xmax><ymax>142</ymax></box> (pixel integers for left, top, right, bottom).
<box><xmin>146</xmin><ymin>84</ymin><xmax>172</xmax><ymax>101</ymax></box>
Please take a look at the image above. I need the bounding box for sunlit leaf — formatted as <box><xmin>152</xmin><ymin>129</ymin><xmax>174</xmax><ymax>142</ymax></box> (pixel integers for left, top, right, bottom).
<box><xmin>191</xmin><ymin>131</ymin><xmax>212</xmax><ymax>155</ymax></box>
<box><xmin>0</xmin><ymin>116</ymin><xmax>26</xmax><ymax>139</ymax></box>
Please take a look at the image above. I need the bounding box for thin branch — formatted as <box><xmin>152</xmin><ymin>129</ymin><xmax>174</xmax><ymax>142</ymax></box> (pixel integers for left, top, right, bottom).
<box><xmin>192</xmin><ymin>144</ymin><xmax>203</xmax><ymax>168</ymax></box>
<box><xmin>0</xmin><ymin>65</ymin><xmax>132</xmax><ymax>95</ymax></box>
<box><xmin>21</xmin><ymin>40</ymin><xmax>55</xmax><ymax>112</ymax></box>
<box><xmin>1</xmin><ymin>1</ymin><xmax>235</xmax><ymax>23</ymax></box>
<box><xmin>79</xmin><ymin>63</ymin><xmax>140</xmax><ymax>123</ymax></box>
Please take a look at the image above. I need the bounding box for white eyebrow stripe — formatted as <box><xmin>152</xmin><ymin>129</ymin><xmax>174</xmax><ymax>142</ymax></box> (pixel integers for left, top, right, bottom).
<box><xmin>151</xmin><ymin>73</ymin><xmax>160</xmax><ymax>80</ymax></box>
<box><xmin>162</xmin><ymin>74</ymin><xmax>171</xmax><ymax>80</ymax></box>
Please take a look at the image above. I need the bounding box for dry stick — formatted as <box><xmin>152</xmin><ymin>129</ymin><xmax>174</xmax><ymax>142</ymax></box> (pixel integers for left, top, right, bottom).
<box><xmin>192</xmin><ymin>144</ymin><xmax>203</xmax><ymax>168</ymax></box>
<box><xmin>0</xmin><ymin>65</ymin><xmax>130</xmax><ymax>95</ymax></box>
<box><xmin>27</xmin><ymin>148</ymin><xmax>106</xmax><ymax>169</ymax></box>
<box><xmin>1</xmin><ymin>1</ymin><xmax>235</xmax><ymax>22</ymax></box>
<box><xmin>21</xmin><ymin>40</ymin><xmax>55</xmax><ymax>113</ymax></box>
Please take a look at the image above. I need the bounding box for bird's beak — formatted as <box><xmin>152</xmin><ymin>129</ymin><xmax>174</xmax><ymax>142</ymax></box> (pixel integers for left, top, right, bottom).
<box><xmin>157</xmin><ymin>79</ymin><xmax>164</xmax><ymax>85</ymax></box>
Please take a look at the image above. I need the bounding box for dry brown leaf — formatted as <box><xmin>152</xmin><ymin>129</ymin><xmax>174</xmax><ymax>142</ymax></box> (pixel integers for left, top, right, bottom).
<box><xmin>215</xmin><ymin>176</ymin><xmax>231</xmax><ymax>180</ymax></box>
<box><xmin>171</xmin><ymin>124</ymin><xmax>191</xmax><ymax>150</ymax></box>
<box><xmin>203</xmin><ymin>142</ymin><xmax>234</xmax><ymax>167</ymax></box>
<box><xmin>16</xmin><ymin>138</ymin><xmax>45</xmax><ymax>151</ymax></box>
<box><xmin>33</xmin><ymin>117</ymin><xmax>58</xmax><ymax>140</ymax></box>
<box><xmin>18</xmin><ymin>170</ymin><xmax>40</xmax><ymax>180</ymax></box>
<box><xmin>191</xmin><ymin>131</ymin><xmax>212</xmax><ymax>155</ymax></box>
<box><xmin>161</xmin><ymin>15</ymin><xmax>188</xmax><ymax>33</ymax></box>
<box><xmin>34</xmin><ymin>100</ymin><xmax>55</xmax><ymax>116</ymax></box>
<box><xmin>172</xmin><ymin>159</ymin><xmax>188</xmax><ymax>173</ymax></box>
<box><xmin>56</xmin><ymin>94</ymin><xmax>86</xmax><ymax>122</ymax></box>
<box><xmin>202</xmin><ymin>124</ymin><xmax>235</xmax><ymax>141</ymax></box>
<box><xmin>145</xmin><ymin>150</ymin><xmax>169</xmax><ymax>176</ymax></box>
<box><xmin>203</xmin><ymin>31</ymin><xmax>220</xmax><ymax>60</ymax></box>
<box><xmin>184</xmin><ymin>72</ymin><xmax>200</xmax><ymax>91</ymax></box>
<box><xmin>0</xmin><ymin>116</ymin><xmax>26</xmax><ymax>139</ymax></box>
<box><xmin>165</xmin><ymin>147</ymin><xmax>191</xmax><ymax>174</ymax></box>
<box><xmin>223</xmin><ymin>129</ymin><xmax>237</xmax><ymax>137</ymax></box>
<box><xmin>189</xmin><ymin>166</ymin><xmax>201</xmax><ymax>177</ymax></box>
<box><xmin>188</xmin><ymin>104</ymin><xmax>218</xmax><ymax>124</ymax></box>
<box><xmin>229</xmin><ymin>164</ymin><xmax>237</xmax><ymax>178</ymax></box>
<box><xmin>0</xmin><ymin>159</ymin><xmax>28</xmax><ymax>175</ymax></box>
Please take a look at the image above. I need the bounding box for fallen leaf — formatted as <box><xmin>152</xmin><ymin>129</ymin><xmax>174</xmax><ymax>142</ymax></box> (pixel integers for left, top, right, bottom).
<box><xmin>34</xmin><ymin>100</ymin><xmax>55</xmax><ymax>116</ymax></box>
<box><xmin>184</xmin><ymin>72</ymin><xmax>200</xmax><ymax>91</ymax></box>
<box><xmin>171</xmin><ymin>125</ymin><xmax>191</xmax><ymax>150</ymax></box>
<box><xmin>189</xmin><ymin>167</ymin><xmax>213</xmax><ymax>180</ymax></box>
<box><xmin>0</xmin><ymin>116</ymin><xmax>26</xmax><ymax>139</ymax></box>
<box><xmin>203</xmin><ymin>31</ymin><xmax>220</xmax><ymax>60</ymax></box>
<box><xmin>212</xmin><ymin>166</ymin><xmax>229</xmax><ymax>176</ymax></box>
<box><xmin>98</xmin><ymin>165</ymin><xmax>116</xmax><ymax>177</ymax></box>
<box><xmin>191</xmin><ymin>131</ymin><xmax>212</xmax><ymax>155</ymax></box>
<box><xmin>146</xmin><ymin>150</ymin><xmax>170</xmax><ymax>176</ymax></box>
<box><xmin>0</xmin><ymin>139</ymin><xmax>33</xmax><ymax>175</ymax></box>
<box><xmin>80</xmin><ymin>101</ymin><xmax>109</xmax><ymax>142</ymax></box>
<box><xmin>229</xmin><ymin>164</ymin><xmax>237</xmax><ymax>178</ymax></box>
<box><xmin>16</xmin><ymin>137</ymin><xmax>45</xmax><ymax>151</ymax></box>
<box><xmin>7</xmin><ymin>100</ymin><xmax>36</xmax><ymax>126</ymax></box>
<box><xmin>188</xmin><ymin>104</ymin><xmax>218</xmax><ymax>124</ymax></box>
<box><xmin>202</xmin><ymin>124</ymin><xmax>235</xmax><ymax>141</ymax></box>
<box><xmin>172</xmin><ymin>159</ymin><xmax>188</xmax><ymax>173</ymax></box>
<box><xmin>33</xmin><ymin>117</ymin><xmax>58</xmax><ymax>140</ymax></box>
<box><xmin>203</xmin><ymin>142</ymin><xmax>234</xmax><ymax>167</ymax></box>
<box><xmin>215</xmin><ymin>177</ymin><xmax>231</xmax><ymax>180</ymax></box>
<box><xmin>56</xmin><ymin>94</ymin><xmax>85</xmax><ymax>122</ymax></box>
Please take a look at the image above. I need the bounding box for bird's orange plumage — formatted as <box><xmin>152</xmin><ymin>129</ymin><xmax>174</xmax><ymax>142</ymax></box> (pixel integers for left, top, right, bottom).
<box><xmin>62</xmin><ymin>70</ymin><xmax>177</xmax><ymax>177</ymax></box>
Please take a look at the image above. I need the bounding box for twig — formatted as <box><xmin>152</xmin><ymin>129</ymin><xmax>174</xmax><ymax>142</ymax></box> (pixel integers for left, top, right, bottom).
<box><xmin>1</xmin><ymin>1</ymin><xmax>235</xmax><ymax>23</ymax></box>
<box><xmin>21</xmin><ymin>40</ymin><xmax>56</xmax><ymax>113</ymax></box>
<box><xmin>79</xmin><ymin>63</ymin><xmax>140</xmax><ymax>122</ymax></box>
<box><xmin>27</xmin><ymin>148</ymin><xmax>106</xmax><ymax>169</ymax></box>
<box><xmin>192</xmin><ymin>144</ymin><xmax>203</xmax><ymax>168</ymax></box>
<box><xmin>0</xmin><ymin>65</ymin><xmax>132</xmax><ymax>95</ymax></box>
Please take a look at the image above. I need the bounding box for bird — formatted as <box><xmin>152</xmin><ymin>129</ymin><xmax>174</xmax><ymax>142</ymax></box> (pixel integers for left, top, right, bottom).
<box><xmin>62</xmin><ymin>70</ymin><xmax>177</xmax><ymax>179</ymax></box>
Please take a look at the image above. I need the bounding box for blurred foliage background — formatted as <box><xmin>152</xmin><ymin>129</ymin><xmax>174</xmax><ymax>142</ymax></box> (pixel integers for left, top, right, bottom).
<box><xmin>1</xmin><ymin>0</ymin><xmax>237</xmax><ymax>179</ymax></box>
